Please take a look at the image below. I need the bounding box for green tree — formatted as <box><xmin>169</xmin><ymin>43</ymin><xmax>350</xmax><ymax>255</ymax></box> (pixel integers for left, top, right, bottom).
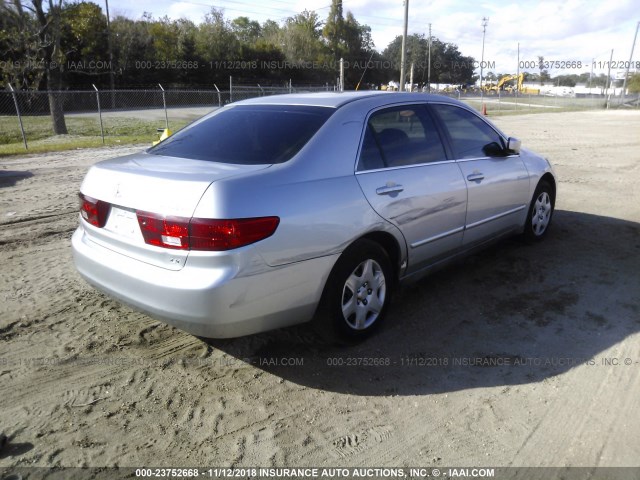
<box><xmin>31</xmin><ymin>0</ymin><xmax>68</xmax><ymax>133</ymax></box>
<box><xmin>247</xmin><ymin>39</ymin><xmax>286</xmax><ymax>81</ymax></box>
<box><xmin>61</xmin><ymin>2</ymin><xmax>108</xmax><ymax>87</ymax></box>
<box><xmin>110</xmin><ymin>15</ymin><xmax>155</xmax><ymax>85</ymax></box>
<box><xmin>261</xmin><ymin>20</ymin><xmax>281</xmax><ymax>47</ymax></box>
<box><xmin>554</xmin><ymin>74</ymin><xmax>576</xmax><ymax>87</ymax></box>
<box><xmin>628</xmin><ymin>73</ymin><xmax>640</xmax><ymax>93</ymax></box>
<box><xmin>175</xmin><ymin>18</ymin><xmax>200</xmax><ymax>84</ymax></box>
<box><xmin>0</xmin><ymin>0</ymin><xmax>43</xmax><ymax>89</ymax></box>
<box><xmin>323</xmin><ymin>0</ymin><xmax>345</xmax><ymax>62</ymax></box>
<box><xmin>383</xmin><ymin>34</ymin><xmax>425</xmax><ymax>81</ymax></box>
<box><xmin>146</xmin><ymin>16</ymin><xmax>182</xmax><ymax>83</ymax></box>
<box><xmin>281</xmin><ymin>10</ymin><xmax>325</xmax><ymax>64</ymax></box>
<box><xmin>593</xmin><ymin>73</ymin><xmax>609</xmax><ymax>88</ymax></box>
<box><xmin>383</xmin><ymin>34</ymin><xmax>475</xmax><ymax>86</ymax></box>
<box><xmin>342</xmin><ymin>12</ymin><xmax>376</xmax><ymax>87</ymax></box>
<box><xmin>195</xmin><ymin>7</ymin><xmax>239</xmax><ymax>80</ymax></box>
<box><xmin>537</xmin><ymin>55</ymin><xmax>550</xmax><ymax>85</ymax></box>
<box><xmin>343</xmin><ymin>12</ymin><xmax>374</xmax><ymax>54</ymax></box>
<box><xmin>232</xmin><ymin>16</ymin><xmax>261</xmax><ymax>45</ymax></box>
<box><xmin>62</xmin><ymin>2</ymin><xmax>108</xmax><ymax>58</ymax></box>
<box><xmin>149</xmin><ymin>17</ymin><xmax>180</xmax><ymax>61</ymax></box>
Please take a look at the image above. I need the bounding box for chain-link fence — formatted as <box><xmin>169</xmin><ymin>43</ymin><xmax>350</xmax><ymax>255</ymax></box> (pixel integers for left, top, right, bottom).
<box><xmin>426</xmin><ymin>89</ymin><xmax>640</xmax><ymax>112</ymax></box>
<box><xmin>1</xmin><ymin>84</ymin><xmax>638</xmax><ymax>152</ymax></box>
<box><xmin>0</xmin><ymin>84</ymin><xmax>333</xmax><ymax>151</ymax></box>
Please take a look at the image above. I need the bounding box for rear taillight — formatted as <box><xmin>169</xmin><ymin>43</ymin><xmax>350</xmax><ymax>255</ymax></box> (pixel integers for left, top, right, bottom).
<box><xmin>136</xmin><ymin>212</ymin><xmax>279</xmax><ymax>251</ymax></box>
<box><xmin>190</xmin><ymin>217</ymin><xmax>280</xmax><ymax>251</ymax></box>
<box><xmin>136</xmin><ymin>212</ymin><xmax>190</xmax><ymax>250</ymax></box>
<box><xmin>79</xmin><ymin>193</ymin><xmax>110</xmax><ymax>228</ymax></box>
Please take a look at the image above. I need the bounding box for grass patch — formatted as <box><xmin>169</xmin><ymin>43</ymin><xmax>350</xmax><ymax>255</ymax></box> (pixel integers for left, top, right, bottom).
<box><xmin>462</xmin><ymin>96</ymin><xmax>607</xmax><ymax>114</ymax></box>
<box><xmin>464</xmin><ymin>106</ymin><xmax>602</xmax><ymax>117</ymax></box>
<box><xmin>0</xmin><ymin>135</ymin><xmax>152</xmax><ymax>156</ymax></box>
<box><xmin>0</xmin><ymin>115</ymin><xmax>189</xmax><ymax>156</ymax></box>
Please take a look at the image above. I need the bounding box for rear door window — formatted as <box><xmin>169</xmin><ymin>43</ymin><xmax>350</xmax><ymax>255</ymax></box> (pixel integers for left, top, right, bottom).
<box><xmin>358</xmin><ymin>105</ymin><xmax>447</xmax><ymax>171</ymax></box>
<box><xmin>149</xmin><ymin>105</ymin><xmax>334</xmax><ymax>164</ymax></box>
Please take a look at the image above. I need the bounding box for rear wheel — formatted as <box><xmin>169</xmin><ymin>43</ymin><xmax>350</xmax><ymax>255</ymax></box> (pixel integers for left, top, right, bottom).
<box><xmin>523</xmin><ymin>180</ymin><xmax>554</xmax><ymax>241</ymax></box>
<box><xmin>316</xmin><ymin>239</ymin><xmax>393</xmax><ymax>342</ymax></box>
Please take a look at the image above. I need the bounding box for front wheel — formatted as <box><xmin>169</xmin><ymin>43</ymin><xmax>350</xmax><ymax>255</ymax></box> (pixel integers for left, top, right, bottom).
<box><xmin>523</xmin><ymin>180</ymin><xmax>554</xmax><ymax>241</ymax></box>
<box><xmin>316</xmin><ymin>239</ymin><xmax>393</xmax><ymax>342</ymax></box>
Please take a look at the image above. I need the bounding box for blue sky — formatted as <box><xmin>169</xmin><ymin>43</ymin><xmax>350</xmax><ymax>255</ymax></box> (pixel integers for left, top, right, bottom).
<box><xmin>105</xmin><ymin>0</ymin><xmax>639</xmax><ymax>77</ymax></box>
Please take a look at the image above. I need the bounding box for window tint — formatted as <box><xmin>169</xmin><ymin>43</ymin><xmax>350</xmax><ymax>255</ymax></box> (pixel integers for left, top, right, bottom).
<box><xmin>359</xmin><ymin>125</ymin><xmax>386</xmax><ymax>171</ymax></box>
<box><xmin>357</xmin><ymin>105</ymin><xmax>446</xmax><ymax>171</ymax></box>
<box><xmin>431</xmin><ymin>104</ymin><xmax>505</xmax><ymax>159</ymax></box>
<box><xmin>149</xmin><ymin>105</ymin><xmax>333</xmax><ymax>164</ymax></box>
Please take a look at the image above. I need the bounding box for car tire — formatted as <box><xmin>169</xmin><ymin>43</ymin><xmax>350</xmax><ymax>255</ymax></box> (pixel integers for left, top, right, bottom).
<box><xmin>315</xmin><ymin>239</ymin><xmax>393</xmax><ymax>343</ymax></box>
<box><xmin>523</xmin><ymin>180</ymin><xmax>554</xmax><ymax>242</ymax></box>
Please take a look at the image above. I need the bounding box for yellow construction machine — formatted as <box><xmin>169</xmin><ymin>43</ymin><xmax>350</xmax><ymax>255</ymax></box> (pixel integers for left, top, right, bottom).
<box><xmin>483</xmin><ymin>73</ymin><xmax>524</xmax><ymax>94</ymax></box>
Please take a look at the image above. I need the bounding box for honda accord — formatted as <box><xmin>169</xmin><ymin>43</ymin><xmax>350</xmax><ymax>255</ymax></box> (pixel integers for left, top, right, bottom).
<box><xmin>72</xmin><ymin>92</ymin><xmax>556</xmax><ymax>340</ymax></box>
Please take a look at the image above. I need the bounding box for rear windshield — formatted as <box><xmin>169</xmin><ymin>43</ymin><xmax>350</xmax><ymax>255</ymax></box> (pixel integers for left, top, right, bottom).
<box><xmin>148</xmin><ymin>105</ymin><xmax>334</xmax><ymax>164</ymax></box>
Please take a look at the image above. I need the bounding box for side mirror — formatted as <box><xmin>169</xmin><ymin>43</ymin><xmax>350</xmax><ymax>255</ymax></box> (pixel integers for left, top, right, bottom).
<box><xmin>482</xmin><ymin>141</ymin><xmax>506</xmax><ymax>157</ymax></box>
<box><xmin>507</xmin><ymin>137</ymin><xmax>521</xmax><ymax>154</ymax></box>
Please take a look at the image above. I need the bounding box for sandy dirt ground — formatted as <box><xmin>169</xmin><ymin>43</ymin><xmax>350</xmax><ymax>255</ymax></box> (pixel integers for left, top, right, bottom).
<box><xmin>0</xmin><ymin>110</ymin><xmax>639</xmax><ymax>470</ymax></box>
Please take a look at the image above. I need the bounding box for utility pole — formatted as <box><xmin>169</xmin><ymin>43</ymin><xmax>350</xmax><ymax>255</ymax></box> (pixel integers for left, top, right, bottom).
<box><xmin>105</xmin><ymin>0</ymin><xmax>115</xmax><ymax>108</ymax></box>
<box><xmin>606</xmin><ymin>49</ymin><xmax>614</xmax><ymax>109</ymax></box>
<box><xmin>480</xmin><ymin>17</ymin><xmax>489</xmax><ymax>104</ymax></box>
<box><xmin>427</xmin><ymin>23</ymin><xmax>432</xmax><ymax>92</ymax></box>
<box><xmin>516</xmin><ymin>42</ymin><xmax>520</xmax><ymax>109</ymax></box>
<box><xmin>399</xmin><ymin>0</ymin><xmax>409</xmax><ymax>92</ymax></box>
<box><xmin>620</xmin><ymin>21</ymin><xmax>639</xmax><ymax>105</ymax></box>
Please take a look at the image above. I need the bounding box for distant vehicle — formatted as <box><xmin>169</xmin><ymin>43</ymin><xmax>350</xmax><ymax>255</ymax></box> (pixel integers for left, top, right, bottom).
<box><xmin>73</xmin><ymin>92</ymin><xmax>556</xmax><ymax>341</ymax></box>
<box><xmin>484</xmin><ymin>74</ymin><xmax>541</xmax><ymax>95</ymax></box>
<box><xmin>484</xmin><ymin>73</ymin><xmax>525</xmax><ymax>94</ymax></box>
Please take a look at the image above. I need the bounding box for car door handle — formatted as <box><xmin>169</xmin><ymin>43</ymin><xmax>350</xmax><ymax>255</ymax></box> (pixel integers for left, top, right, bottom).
<box><xmin>467</xmin><ymin>173</ymin><xmax>485</xmax><ymax>182</ymax></box>
<box><xmin>376</xmin><ymin>184</ymin><xmax>404</xmax><ymax>195</ymax></box>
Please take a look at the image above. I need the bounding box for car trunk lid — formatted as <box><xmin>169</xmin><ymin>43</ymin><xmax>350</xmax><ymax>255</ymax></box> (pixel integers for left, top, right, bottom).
<box><xmin>79</xmin><ymin>152</ymin><xmax>269</xmax><ymax>270</ymax></box>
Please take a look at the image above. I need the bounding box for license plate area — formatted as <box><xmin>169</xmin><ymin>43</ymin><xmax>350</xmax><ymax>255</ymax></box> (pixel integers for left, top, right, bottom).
<box><xmin>104</xmin><ymin>205</ymin><xmax>142</xmax><ymax>241</ymax></box>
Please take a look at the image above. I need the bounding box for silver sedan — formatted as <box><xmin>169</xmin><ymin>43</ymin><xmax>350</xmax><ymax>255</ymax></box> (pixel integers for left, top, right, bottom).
<box><xmin>72</xmin><ymin>92</ymin><xmax>556</xmax><ymax>340</ymax></box>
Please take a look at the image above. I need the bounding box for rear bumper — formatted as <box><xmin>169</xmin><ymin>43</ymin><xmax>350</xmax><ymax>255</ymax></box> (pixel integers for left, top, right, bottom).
<box><xmin>72</xmin><ymin>226</ymin><xmax>337</xmax><ymax>338</ymax></box>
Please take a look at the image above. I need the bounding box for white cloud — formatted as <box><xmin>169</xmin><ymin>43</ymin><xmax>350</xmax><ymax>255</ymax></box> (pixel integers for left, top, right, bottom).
<box><xmin>166</xmin><ymin>2</ymin><xmax>210</xmax><ymax>24</ymax></box>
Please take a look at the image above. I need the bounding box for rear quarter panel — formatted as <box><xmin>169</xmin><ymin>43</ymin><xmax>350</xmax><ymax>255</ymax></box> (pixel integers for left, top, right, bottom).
<box><xmin>191</xmin><ymin>105</ymin><xmax>408</xmax><ymax>269</ymax></box>
<box><xmin>193</xmin><ymin>170</ymin><xmax>405</xmax><ymax>268</ymax></box>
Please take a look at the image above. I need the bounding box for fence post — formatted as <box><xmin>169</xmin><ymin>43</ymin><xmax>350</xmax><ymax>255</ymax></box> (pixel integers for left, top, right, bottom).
<box><xmin>8</xmin><ymin>84</ymin><xmax>28</xmax><ymax>151</ymax></box>
<box><xmin>214</xmin><ymin>84</ymin><xmax>221</xmax><ymax>107</ymax></box>
<box><xmin>93</xmin><ymin>84</ymin><xmax>105</xmax><ymax>144</ymax></box>
<box><xmin>229</xmin><ymin>76</ymin><xmax>233</xmax><ymax>103</ymax></box>
<box><xmin>158</xmin><ymin>83</ymin><xmax>169</xmax><ymax>130</ymax></box>
<box><xmin>257</xmin><ymin>83</ymin><xmax>264</xmax><ymax>96</ymax></box>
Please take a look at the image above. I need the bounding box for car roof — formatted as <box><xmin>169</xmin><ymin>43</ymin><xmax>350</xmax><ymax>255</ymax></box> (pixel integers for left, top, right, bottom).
<box><xmin>231</xmin><ymin>91</ymin><xmax>467</xmax><ymax>109</ymax></box>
